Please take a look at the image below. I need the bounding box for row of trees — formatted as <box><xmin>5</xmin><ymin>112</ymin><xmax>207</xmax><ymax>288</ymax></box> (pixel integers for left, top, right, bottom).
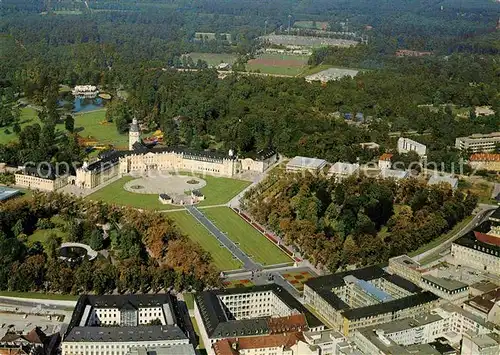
<box><xmin>0</xmin><ymin>192</ymin><xmax>221</xmax><ymax>295</ymax></box>
<box><xmin>244</xmin><ymin>172</ymin><xmax>478</xmax><ymax>271</ymax></box>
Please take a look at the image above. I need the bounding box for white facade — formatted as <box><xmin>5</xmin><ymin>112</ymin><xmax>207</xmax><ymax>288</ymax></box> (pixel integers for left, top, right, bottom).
<box><xmin>397</xmin><ymin>137</ymin><xmax>427</xmax><ymax>157</ymax></box>
<box><xmin>62</xmin><ymin>339</ymin><xmax>189</xmax><ymax>355</ymax></box>
<box><xmin>455</xmin><ymin>132</ymin><xmax>500</xmax><ymax>153</ymax></box>
<box><xmin>450</xmin><ymin>242</ymin><xmax>500</xmax><ymax>276</ymax></box>
<box><xmin>218</xmin><ymin>291</ymin><xmax>293</xmax><ymax>320</ymax></box>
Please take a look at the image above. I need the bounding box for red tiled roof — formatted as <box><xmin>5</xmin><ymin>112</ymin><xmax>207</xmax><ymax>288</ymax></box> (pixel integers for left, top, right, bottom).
<box><xmin>213</xmin><ymin>333</ymin><xmax>304</xmax><ymax>354</ymax></box>
<box><xmin>379</xmin><ymin>153</ymin><xmax>393</xmax><ymax>161</ymax></box>
<box><xmin>213</xmin><ymin>339</ymin><xmax>238</xmax><ymax>355</ymax></box>
<box><xmin>470</xmin><ymin>154</ymin><xmax>500</xmax><ymax>162</ymax></box>
<box><xmin>267</xmin><ymin>314</ymin><xmax>307</xmax><ymax>334</ymax></box>
<box><xmin>474</xmin><ymin>231</ymin><xmax>500</xmax><ymax>246</ymax></box>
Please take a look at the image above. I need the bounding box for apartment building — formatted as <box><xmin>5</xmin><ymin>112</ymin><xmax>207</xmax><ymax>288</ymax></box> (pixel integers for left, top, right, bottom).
<box><xmin>455</xmin><ymin>132</ymin><xmax>500</xmax><ymax>153</ymax></box>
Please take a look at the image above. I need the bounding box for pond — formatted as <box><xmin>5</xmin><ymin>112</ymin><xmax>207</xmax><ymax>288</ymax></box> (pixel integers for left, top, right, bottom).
<box><xmin>59</xmin><ymin>96</ymin><xmax>106</xmax><ymax>113</ymax></box>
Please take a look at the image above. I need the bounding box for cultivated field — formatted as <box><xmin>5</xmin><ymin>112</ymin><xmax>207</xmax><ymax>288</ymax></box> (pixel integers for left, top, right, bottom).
<box><xmin>169</xmin><ymin>211</ymin><xmax>242</xmax><ymax>271</ymax></box>
<box><xmin>246</xmin><ymin>53</ymin><xmax>309</xmax><ymax>76</ymax></box>
<box><xmin>202</xmin><ymin>207</ymin><xmax>292</xmax><ymax>266</ymax></box>
<box><xmin>187</xmin><ymin>52</ymin><xmax>237</xmax><ymax>67</ymax></box>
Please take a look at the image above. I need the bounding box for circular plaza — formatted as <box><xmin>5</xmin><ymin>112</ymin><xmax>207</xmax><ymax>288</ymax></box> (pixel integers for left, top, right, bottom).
<box><xmin>123</xmin><ymin>174</ymin><xmax>206</xmax><ymax>195</ymax></box>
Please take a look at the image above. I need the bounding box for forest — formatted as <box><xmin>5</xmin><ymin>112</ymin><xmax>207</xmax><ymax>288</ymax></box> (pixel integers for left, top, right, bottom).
<box><xmin>0</xmin><ymin>192</ymin><xmax>220</xmax><ymax>295</ymax></box>
<box><xmin>243</xmin><ymin>172</ymin><xmax>478</xmax><ymax>271</ymax></box>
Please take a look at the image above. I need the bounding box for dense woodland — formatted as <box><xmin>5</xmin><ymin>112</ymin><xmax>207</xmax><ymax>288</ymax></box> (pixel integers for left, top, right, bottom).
<box><xmin>0</xmin><ymin>193</ymin><xmax>220</xmax><ymax>294</ymax></box>
<box><xmin>244</xmin><ymin>173</ymin><xmax>478</xmax><ymax>271</ymax></box>
<box><xmin>0</xmin><ymin>0</ymin><xmax>498</xmax><ymax>279</ymax></box>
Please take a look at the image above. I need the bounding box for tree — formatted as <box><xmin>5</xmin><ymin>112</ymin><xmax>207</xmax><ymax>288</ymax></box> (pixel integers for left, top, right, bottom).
<box><xmin>65</xmin><ymin>115</ymin><xmax>75</xmax><ymax>132</ymax></box>
<box><xmin>88</xmin><ymin>229</ymin><xmax>104</xmax><ymax>251</ymax></box>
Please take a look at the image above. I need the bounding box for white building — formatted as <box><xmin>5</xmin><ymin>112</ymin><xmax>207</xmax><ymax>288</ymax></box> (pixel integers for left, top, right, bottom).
<box><xmin>378</xmin><ymin>153</ymin><xmax>393</xmax><ymax>170</ymax></box>
<box><xmin>421</xmin><ymin>275</ymin><xmax>469</xmax><ymax>304</ymax></box>
<box><xmin>62</xmin><ymin>294</ymin><xmax>191</xmax><ymax>355</ymax></box>
<box><xmin>194</xmin><ymin>284</ymin><xmax>324</xmax><ymax>355</ymax></box>
<box><xmin>397</xmin><ymin>137</ymin><xmax>427</xmax><ymax>157</ymax></box>
<box><xmin>461</xmin><ymin>332</ymin><xmax>500</xmax><ymax>355</ymax></box>
<box><xmin>328</xmin><ymin>162</ymin><xmax>360</xmax><ymax>181</ymax></box>
<box><xmin>286</xmin><ymin>156</ymin><xmax>327</xmax><ymax>173</ymax></box>
<box><xmin>455</xmin><ymin>132</ymin><xmax>500</xmax><ymax>153</ymax></box>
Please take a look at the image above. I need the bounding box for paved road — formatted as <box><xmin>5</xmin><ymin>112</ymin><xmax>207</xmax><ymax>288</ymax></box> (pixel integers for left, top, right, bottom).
<box><xmin>413</xmin><ymin>205</ymin><xmax>498</xmax><ymax>263</ymax></box>
<box><xmin>185</xmin><ymin>205</ymin><xmax>259</xmax><ymax>270</ymax></box>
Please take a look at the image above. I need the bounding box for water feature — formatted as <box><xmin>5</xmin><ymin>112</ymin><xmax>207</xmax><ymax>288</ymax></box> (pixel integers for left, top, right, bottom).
<box><xmin>59</xmin><ymin>95</ymin><xmax>107</xmax><ymax>113</ymax></box>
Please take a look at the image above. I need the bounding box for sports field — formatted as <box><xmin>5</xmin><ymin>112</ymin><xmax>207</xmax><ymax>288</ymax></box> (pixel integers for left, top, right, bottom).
<box><xmin>187</xmin><ymin>52</ymin><xmax>238</xmax><ymax>67</ymax></box>
<box><xmin>86</xmin><ymin>176</ymin><xmax>180</xmax><ymax>211</ymax></box>
<box><xmin>202</xmin><ymin>207</ymin><xmax>292</xmax><ymax>266</ymax></box>
<box><xmin>293</xmin><ymin>21</ymin><xmax>329</xmax><ymax>30</ymax></box>
<box><xmin>169</xmin><ymin>211</ymin><xmax>242</xmax><ymax>271</ymax></box>
<box><xmin>246</xmin><ymin>53</ymin><xmax>309</xmax><ymax>76</ymax></box>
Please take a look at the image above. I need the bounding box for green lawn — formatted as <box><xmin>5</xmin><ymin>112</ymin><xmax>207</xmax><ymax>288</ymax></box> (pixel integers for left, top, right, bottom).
<box><xmin>86</xmin><ymin>174</ymin><xmax>249</xmax><ymax>210</ymax></box>
<box><xmin>191</xmin><ymin>317</ymin><xmax>205</xmax><ymax>350</ymax></box>
<box><xmin>0</xmin><ymin>291</ymin><xmax>78</xmax><ymax>301</ymax></box>
<box><xmin>202</xmin><ymin>207</ymin><xmax>292</xmax><ymax>266</ymax></box>
<box><xmin>0</xmin><ymin>107</ymin><xmax>127</xmax><ymax>148</ymax></box>
<box><xmin>187</xmin><ymin>52</ymin><xmax>238</xmax><ymax>67</ymax></box>
<box><xmin>74</xmin><ymin>109</ymin><xmax>129</xmax><ymax>148</ymax></box>
<box><xmin>196</xmin><ymin>175</ymin><xmax>250</xmax><ymax>206</ymax></box>
<box><xmin>28</xmin><ymin>215</ymin><xmax>67</xmax><ymax>245</ymax></box>
<box><xmin>184</xmin><ymin>292</ymin><xmax>194</xmax><ymax>309</ymax></box>
<box><xmin>169</xmin><ymin>211</ymin><xmax>242</xmax><ymax>270</ymax></box>
<box><xmin>86</xmin><ymin>176</ymin><xmax>180</xmax><ymax>211</ymax></box>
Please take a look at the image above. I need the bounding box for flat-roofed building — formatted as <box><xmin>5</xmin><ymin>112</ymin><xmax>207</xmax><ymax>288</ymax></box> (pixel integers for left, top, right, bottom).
<box><xmin>421</xmin><ymin>275</ymin><xmax>469</xmax><ymax>304</ymax></box>
<box><xmin>388</xmin><ymin>255</ymin><xmax>426</xmax><ymax>285</ymax></box>
<box><xmin>455</xmin><ymin>132</ymin><xmax>500</xmax><ymax>153</ymax></box>
<box><xmin>286</xmin><ymin>156</ymin><xmax>327</xmax><ymax>173</ymax></box>
<box><xmin>380</xmin><ymin>169</ymin><xmax>409</xmax><ymax>180</ymax></box>
<box><xmin>303</xmin><ymin>266</ymin><xmax>438</xmax><ymax>336</ymax></box>
<box><xmin>0</xmin><ymin>186</ymin><xmax>21</xmax><ymax>202</ymax></box>
<box><xmin>461</xmin><ymin>332</ymin><xmax>500</xmax><ymax>355</ymax></box>
<box><xmin>398</xmin><ymin>137</ymin><xmax>427</xmax><ymax>157</ymax></box>
<box><xmin>328</xmin><ymin>162</ymin><xmax>359</xmax><ymax>181</ymax></box>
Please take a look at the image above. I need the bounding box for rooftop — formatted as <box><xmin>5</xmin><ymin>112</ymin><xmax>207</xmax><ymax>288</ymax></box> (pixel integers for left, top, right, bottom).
<box><xmin>422</xmin><ymin>275</ymin><xmax>468</xmax><ymax>292</ymax></box>
<box><xmin>213</xmin><ymin>333</ymin><xmax>304</xmax><ymax>355</ymax></box>
<box><xmin>364</xmin><ymin>312</ymin><xmax>443</xmax><ymax>334</ymax></box>
<box><xmin>329</xmin><ymin>162</ymin><xmax>360</xmax><ymax>175</ymax></box>
<box><xmin>305</xmin><ymin>266</ymin><xmax>436</xmax><ymax>320</ymax></box>
<box><xmin>469</xmin><ymin>153</ymin><xmax>500</xmax><ymax>162</ymax></box>
<box><xmin>379</xmin><ymin>153</ymin><xmax>393</xmax><ymax>161</ymax></box>
<box><xmin>286</xmin><ymin>156</ymin><xmax>327</xmax><ymax>170</ymax></box>
<box><xmin>380</xmin><ymin>169</ymin><xmax>409</xmax><ymax>180</ymax></box>
<box><xmin>64</xmin><ymin>325</ymin><xmax>186</xmax><ymax>343</ymax></box>
<box><xmin>0</xmin><ymin>186</ymin><xmax>21</xmax><ymax>202</ymax></box>
<box><xmin>194</xmin><ymin>284</ymin><xmax>323</xmax><ymax>339</ymax></box>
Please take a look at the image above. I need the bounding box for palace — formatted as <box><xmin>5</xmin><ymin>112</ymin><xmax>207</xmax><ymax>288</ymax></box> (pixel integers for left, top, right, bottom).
<box><xmin>75</xmin><ymin>118</ymin><xmax>277</xmax><ymax>189</ymax></box>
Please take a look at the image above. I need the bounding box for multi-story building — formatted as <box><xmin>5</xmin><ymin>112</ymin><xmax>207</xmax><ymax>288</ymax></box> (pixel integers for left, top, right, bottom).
<box><xmin>75</xmin><ymin>119</ymin><xmax>277</xmax><ymax>189</ymax></box>
<box><xmin>463</xmin><ymin>288</ymin><xmax>500</xmax><ymax>326</ymax></box>
<box><xmin>328</xmin><ymin>162</ymin><xmax>360</xmax><ymax>181</ymax></box>
<box><xmin>455</xmin><ymin>132</ymin><xmax>500</xmax><ymax>153</ymax></box>
<box><xmin>15</xmin><ymin>165</ymin><xmax>69</xmax><ymax>192</ymax></box>
<box><xmin>61</xmin><ymin>294</ymin><xmax>192</xmax><ymax>355</ymax></box>
<box><xmin>397</xmin><ymin>137</ymin><xmax>427</xmax><ymax>157</ymax></box>
<box><xmin>378</xmin><ymin>153</ymin><xmax>393</xmax><ymax>170</ymax></box>
<box><xmin>469</xmin><ymin>154</ymin><xmax>500</xmax><ymax>172</ymax></box>
<box><xmin>388</xmin><ymin>255</ymin><xmax>426</xmax><ymax>285</ymax></box>
<box><xmin>193</xmin><ymin>284</ymin><xmax>324</xmax><ymax>355</ymax></box>
<box><xmin>303</xmin><ymin>266</ymin><xmax>439</xmax><ymax>336</ymax></box>
<box><xmin>352</xmin><ymin>302</ymin><xmax>496</xmax><ymax>354</ymax></box>
<box><xmin>450</xmin><ymin>208</ymin><xmax>500</xmax><ymax>276</ymax></box>
<box><xmin>421</xmin><ymin>275</ymin><xmax>469</xmax><ymax>304</ymax></box>
<box><xmin>461</xmin><ymin>332</ymin><xmax>500</xmax><ymax>355</ymax></box>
